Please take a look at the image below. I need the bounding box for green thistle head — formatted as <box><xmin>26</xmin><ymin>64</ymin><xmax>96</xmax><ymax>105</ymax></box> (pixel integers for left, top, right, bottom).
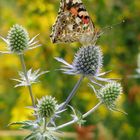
<box><xmin>36</xmin><ymin>96</ymin><xmax>57</xmax><ymax>118</ymax></box>
<box><xmin>7</xmin><ymin>24</ymin><xmax>29</xmax><ymax>53</ymax></box>
<box><xmin>98</xmin><ymin>82</ymin><xmax>122</xmax><ymax>109</ymax></box>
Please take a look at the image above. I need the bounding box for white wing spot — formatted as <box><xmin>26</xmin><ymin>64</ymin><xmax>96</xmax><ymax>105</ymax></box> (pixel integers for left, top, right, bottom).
<box><xmin>73</xmin><ymin>0</ymin><xmax>82</xmax><ymax>4</ymax></box>
<box><xmin>76</xmin><ymin>17</ymin><xmax>81</xmax><ymax>24</ymax></box>
<box><xmin>68</xmin><ymin>24</ymin><xmax>73</xmax><ymax>31</ymax></box>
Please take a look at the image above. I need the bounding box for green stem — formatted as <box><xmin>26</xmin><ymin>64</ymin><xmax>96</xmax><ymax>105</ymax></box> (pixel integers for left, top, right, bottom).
<box><xmin>47</xmin><ymin>75</ymin><xmax>84</xmax><ymax>126</ymax></box>
<box><xmin>43</xmin><ymin>118</ymin><xmax>47</xmax><ymax>132</ymax></box>
<box><xmin>55</xmin><ymin>101</ymin><xmax>102</xmax><ymax>130</ymax></box>
<box><xmin>83</xmin><ymin>101</ymin><xmax>102</xmax><ymax>118</ymax></box>
<box><xmin>60</xmin><ymin>75</ymin><xmax>84</xmax><ymax>111</ymax></box>
<box><xmin>19</xmin><ymin>54</ymin><xmax>36</xmax><ymax>108</ymax></box>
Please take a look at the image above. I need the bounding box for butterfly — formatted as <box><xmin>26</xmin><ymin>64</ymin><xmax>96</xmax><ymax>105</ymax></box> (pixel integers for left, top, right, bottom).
<box><xmin>50</xmin><ymin>0</ymin><xmax>101</xmax><ymax>45</ymax></box>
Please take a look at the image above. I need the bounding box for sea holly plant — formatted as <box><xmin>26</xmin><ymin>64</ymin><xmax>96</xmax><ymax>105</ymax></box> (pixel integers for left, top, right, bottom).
<box><xmin>54</xmin><ymin>45</ymin><xmax>115</xmax><ymax>112</ymax></box>
<box><xmin>0</xmin><ymin>24</ymin><xmax>47</xmax><ymax>108</ymax></box>
<box><xmin>0</xmin><ymin>24</ymin><xmax>126</xmax><ymax>140</ymax></box>
<box><xmin>9</xmin><ymin>83</ymin><xmax>125</xmax><ymax>140</ymax></box>
<box><xmin>0</xmin><ymin>24</ymin><xmax>40</xmax><ymax>54</ymax></box>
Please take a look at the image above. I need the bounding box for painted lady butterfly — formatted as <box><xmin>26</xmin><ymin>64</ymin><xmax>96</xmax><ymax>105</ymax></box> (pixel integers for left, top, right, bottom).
<box><xmin>50</xmin><ymin>0</ymin><xmax>100</xmax><ymax>45</ymax></box>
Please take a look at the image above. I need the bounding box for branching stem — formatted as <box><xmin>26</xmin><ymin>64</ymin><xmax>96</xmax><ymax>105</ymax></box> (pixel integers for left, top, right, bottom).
<box><xmin>47</xmin><ymin>75</ymin><xmax>84</xmax><ymax>126</ymax></box>
<box><xmin>55</xmin><ymin>101</ymin><xmax>103</xmax><ymax>130</ymax></box>
<box><xmin>19</xmin><ymin>54</ymin><xmax>36</xmax><ymax>108</ymax></box>
<box><xmin>60</xmin><ymin>75</ymin><xmax>84</xmax><ymax>110</ymax></box>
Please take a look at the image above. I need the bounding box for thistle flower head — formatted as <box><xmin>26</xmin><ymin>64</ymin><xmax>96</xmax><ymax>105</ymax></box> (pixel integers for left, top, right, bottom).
<box><xmin>55</xmin><ymin>45</ymin><xmax>103</xmax><ymax>76</ymax></box>
<box><xmin>72</xmin><ymin>45</ymin><xmax>102</xmax><ymax>75</ymax></box>
<box><xmin>0</xmin><ymin>24</ymin><xmax>40</xmax><ymax>54</ymax></box>
<box><xmin>89</xmin><ymin>82</ymin><xmax>126</xmax><ymax>114</ymax></box>
<box><xmin>7</xmin><ymin>24</ymin><xmax>29</xmax><ymax>53</ymax></box>
<box><xmin>55</xmin><ymin>45</ymin><xmax>113</xmax><ymax>86</ymax></box>
<box><xmin>98</xmin><ymin>82</ymin><xmax>122</xmax><ymax>110</ymax></box>
<box><xmin>37</xmin><ymin>96</ymin><xmax>57</xmax><ymax>118</ymax></box>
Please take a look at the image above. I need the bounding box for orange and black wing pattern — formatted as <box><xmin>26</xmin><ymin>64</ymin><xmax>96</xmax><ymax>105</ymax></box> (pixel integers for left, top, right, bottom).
<box><xmin>50</xmin><ymin>0</ymin><xmax>95</xmax><ymax>44</ymax></box>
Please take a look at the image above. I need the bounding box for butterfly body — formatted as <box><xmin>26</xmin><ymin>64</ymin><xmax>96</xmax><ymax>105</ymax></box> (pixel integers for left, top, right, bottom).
<box><xmin>50</xmin><ymin>0</ymin><xmax>99</xmax><ymax>45</ymax></box>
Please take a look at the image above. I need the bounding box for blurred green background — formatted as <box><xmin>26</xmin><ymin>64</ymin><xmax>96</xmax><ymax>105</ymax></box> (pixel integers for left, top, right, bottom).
<box><xmin>0</xmin><ymin>0</ymin><xmax>140</xmax><ymax>140</ymax></box>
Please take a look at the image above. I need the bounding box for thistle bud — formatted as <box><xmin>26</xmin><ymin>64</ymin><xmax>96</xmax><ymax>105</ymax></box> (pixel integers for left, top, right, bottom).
<box><xmin>7</xmin><ymin>24</ymin><xmax>29</xmax><ymax>53</ymax></box>
<box><xmin>36</xmin><ymin>96</ymin><xmax>57</xmax><ymax>118</ymax></box>
<box><xmin>98</xmin><ymin>82</ymin><xmax>122</xmax><ymax>109</ymax></box>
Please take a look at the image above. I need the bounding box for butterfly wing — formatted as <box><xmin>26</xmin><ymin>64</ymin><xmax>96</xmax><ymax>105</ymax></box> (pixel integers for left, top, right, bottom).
<box><xmin>50</xmin><ymin>0</ymin><xmax>95</xmax><ymax>44</ymax></box>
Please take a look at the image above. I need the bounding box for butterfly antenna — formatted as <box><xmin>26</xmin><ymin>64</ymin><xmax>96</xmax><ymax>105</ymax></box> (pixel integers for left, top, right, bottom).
<box><xmin>98</xmin><ymin>20</ymin><xmax>125</xmax><ymax>37</ymax></box>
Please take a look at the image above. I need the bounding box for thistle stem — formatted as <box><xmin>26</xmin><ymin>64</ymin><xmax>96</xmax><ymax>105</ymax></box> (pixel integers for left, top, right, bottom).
<box><xmin>43</xmin><ymin>118</ymin><xmax>47</xmax><ymax>132</ymax></box>
<box><xmin>59</xmin><ymin>75</ymin><xmax>84</xmax><ymax>111</ymax></box>
<box><xmin>83</xmin><ymin>101</ymin><xmax>102</xmax><ymax>118</ymax></box>
<box><xmin>55</xmin><ymin>101</ymin><xmax>102</xmax><ymax>130</ymax></box>
<box><xmin>47</xmin><ymin>75</ymin><xmax>84</xmax><ymax>126</ymax></box>
<box><xmin>19</xmin><ymin>54</ymin><xmax>36</xmax><ymax>108</ymax></box>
